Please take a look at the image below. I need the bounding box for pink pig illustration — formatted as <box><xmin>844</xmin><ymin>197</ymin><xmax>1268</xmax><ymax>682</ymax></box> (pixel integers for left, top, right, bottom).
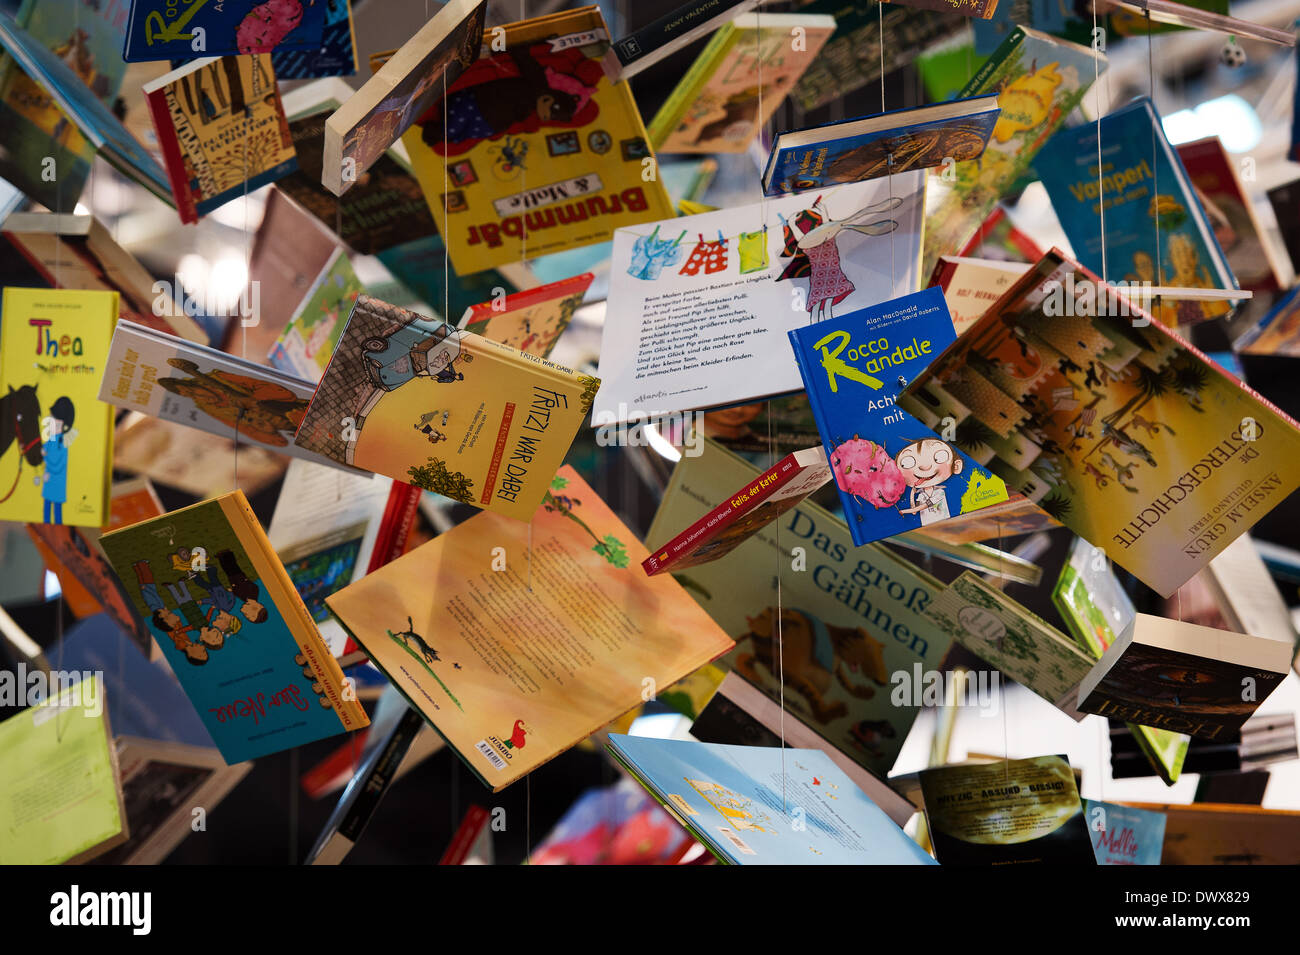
<box><xmin>830</xmin><ymin>437</ymin><xmax>906</xmax><ymax>509</ymax></box>
<box><xmin>237</xmin><ymin>0</ymin><xmax>304</xmax><ymax>54</ymax></box>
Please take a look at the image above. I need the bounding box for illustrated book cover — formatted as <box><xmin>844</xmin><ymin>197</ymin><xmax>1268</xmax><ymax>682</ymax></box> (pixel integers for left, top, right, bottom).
<box><xmin>1083</xmin><ymin>798</ymin><xmax>1166</xmax><ymax>865</ymax></box>
<box><xmin>268</xmin><ymin>246</ymin><xmax>365</xmax><ymax>382</ymax></box>
<box><xmin>124</xmin><ymin>0</ymin><xmax>328</xmax><ymax>61</ymax></box>
<box><xmin>457</xmin><ymin>272</ymin><xmax>593</xmax><ymax>359</ymax></box>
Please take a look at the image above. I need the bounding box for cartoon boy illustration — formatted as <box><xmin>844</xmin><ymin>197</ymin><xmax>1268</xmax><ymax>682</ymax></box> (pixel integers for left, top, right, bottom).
<box><xmin>133</xmin><ymin>559</ymin><xmax>220</xmax><ymax>664</ymax></box>
<box><xmin>894</xmin><ymin>437</ymin><xmax>963</xmax><ymax>525</ymax></box>
<box><xmin>36</xmin><ymin>396</ymin><xmax>76</xmax><ymax>524</ymax></box>
<box><xmin>194</xmin><ymin>559</ymin><xmax>269</xmax><ymax>626</ymax></box>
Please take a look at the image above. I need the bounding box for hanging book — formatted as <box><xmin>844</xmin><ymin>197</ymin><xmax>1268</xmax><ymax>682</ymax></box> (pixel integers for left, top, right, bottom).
<box><xmin>271</xmin><ymin>0</ymin><xmax>358</xmax><ymax>79</ymax></box>
<box><xmin>457</xmin><ymin>273</ymin><xmax>594</xmax><ymax>359</ymax></box>
<box><xmin>610</xmin><ymin>0</ymin><xmax>761</xmax><ymax>78</ymax></box>
<box><xmin>268</xmin><ymin>247</ymin><xmax>365</xmax><ymax>382</ymax></box>
<box><xmin>123</xmin><ymin>0</ymin><xmax>329</xmax><ymax>61</ymax></box>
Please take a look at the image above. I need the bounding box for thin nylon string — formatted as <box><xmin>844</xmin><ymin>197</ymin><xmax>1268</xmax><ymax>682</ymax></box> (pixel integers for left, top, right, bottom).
<box><xmin>1093</xmin><ymin>4</ymin><xmax>1107</xmax><ymax>283</ymax></box>
<box><xmin>1147</xmin><ymin>15</ymin><xmax>1164</xmax><ymax>322</ymax></box>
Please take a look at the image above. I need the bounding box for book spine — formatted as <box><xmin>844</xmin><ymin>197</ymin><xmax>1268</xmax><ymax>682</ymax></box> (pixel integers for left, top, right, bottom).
<box><xmin>961</xmin><ymin>27</ymin><xmax>1023</xmax><ymax>96</ymax></box>
<box><xmin>337</xmin><ymin>708</ymin><xmax>424</xmax><ymax>842</ymax></box>
<box><xmin>614</xmin><ymin>0</ymin><xmax>754</xmax><ymax>68</ymax></box>
<box><xmin>368</xmin><ymin>480</ymin><xmax>422</xmax><ymax>573</ymax></box>
<box><xmin>646</xmin><ymin>26</ymin><xmax>736</xmax><ymax>149</ymax></box>
<box><xmin>144</xmin><ymin>87</ymin><xmax>198</xmax><ymax>225</ymax></box>
<box><xmin>438</xmin><ymin>804</ymin><xmax>491</xmax><ymax>864</ymax></box>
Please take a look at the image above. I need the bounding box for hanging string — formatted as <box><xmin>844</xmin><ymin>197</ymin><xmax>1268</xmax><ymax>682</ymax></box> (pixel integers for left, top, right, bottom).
<box><xmin>1146</xmin><ymin>14</ymin><xmax>1164</xmax><ymax>322</ymax></box>
<box><xmin>1093</xmin><ymin>2</ymin><xmax>1108</xmax><ymax>284</ymax></box>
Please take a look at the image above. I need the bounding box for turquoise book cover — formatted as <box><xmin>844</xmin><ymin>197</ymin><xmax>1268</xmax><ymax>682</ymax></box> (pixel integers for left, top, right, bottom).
<box><xmin>788</xmin><ymin>286</ymin><xmax>1008</xmax><ymax>547</ymax></box>
<box><xmin>606</xmin><ymin>735</ymin><xmax>935</xmax><ymax>865</ymax></box>
<box><xmin>1084</xmin><ymin>799</ymin><xmax>1166</xmax><ymax>865</ymax></box>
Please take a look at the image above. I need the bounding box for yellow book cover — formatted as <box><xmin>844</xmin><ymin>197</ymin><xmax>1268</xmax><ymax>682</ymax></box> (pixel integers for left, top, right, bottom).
<box><xmin>325</xmin><ymin>466</ymin><xmax>736</xmax><ymax>791</ymax></box>
<box><xmin>402</xmin><ymin>6</ymin><xmax>674</xmax><ymax>274</ymax></box>
<box><xmin>0</xmin><ymin>287</ymin><xmax>116</xmax><ymax>527</ymax></box>
<box><xmin>295</xmin><ymin>295</ymin><xmax>599</xmax><ymax>522</ymax></box>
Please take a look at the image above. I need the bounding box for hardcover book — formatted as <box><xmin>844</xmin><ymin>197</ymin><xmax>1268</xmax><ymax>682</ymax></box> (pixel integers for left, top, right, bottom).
<box><xmin>611</xmin><ymin>0</ymin><xmax>761</xmax><ymax>77</ymax></box>
<box><xmin>1036</xmin><ymin>97</ymin><xmax>1237</xmax><ymax>326</ymax></box>
<box><xmin>1265</xmin><ymin>178</ymin><xmax>1300</xmax><ymax>276</ymax></box>
<box><xmin>1237</xmin><ymin>285</ymin><xmax>1300</xmax><ymax>357</ymax></box>
<box><xmin>1077</xmin><ymin>612</ymin><xmax>1293</xmax><ymax>741</ymax></box>
<box><xmin>919</xmin><ymin>754</ymin><xmax>1096</xmax><ymax>865</ymax></box>
<box><xmin>606</xmin><ymin>736</ymin><xmax>936</xmax><ymax>865</ymax></box>
<box><xmin>596</xmin><ymin>173</ymin><xmax>926</xmax><ymax>424</ymax></box>
<box><xmin>898</xmin><ymin>248</ymin><xmax>1300</xmax><ymax>597</ymax></box>
<box><xmin>0</xmin><ymin>286</ymin><xmax>118</xmax><ymax>528</ymax></box>
<box><xmin>320</xmin><ymin>0</ymin><xmax>486</xmax><ymax>196</ymax></box>
<box><xmin>457</xmin><ymin>273</ymin><xmax>593</xmax><ymax>359</ymax></box>
<box><xmin>268</xmin><ymin>247</ymin><xmax>365</xmax><ymax>382</ymax></box>
<box><xmin>789</xmin><ymin>287</ymin><xmax>1010</xmax><ymax>546</ymax></box>
<box><xmin>646</xmin><ymin>437</ymin><xmax>956</xmax><ymax>779</ymax></box>
<box><xmin>762</xmin><ymin>95</ymin><xmax>1000</xmax><ymax>196</ymax></box>
<box><xmin>647</xmin><ymin>12</ymin><xmax>836</xmax><ymax>156</ymax></box>
<box><xmin>403</xmin><ymin>6</ymin><xmax>675</xmax><ymax>274</ymax></box>
<box><xmin>929</xmin><ymin>254</ymin><xmax>1031</xmax><ymax>332</ymax></box>
<box><xmin>270</xmin><ymin>0</ymin><xmax>357</xmax><ymax>79</ymax></box>
<box><xmin>98</xmin><ymin>490</ymin><xmax>370</xmax><ymax>763</ymax></box>
<box><xmin>921</xmin><ymin>25</ymin><xmax>1104</xmax><ymax>278</ymax></box>
<box><xmin>99</xmin><ymin>320</ymin><xmax>356</xmax><ymax>474</ymax></box>
<box><xmin>143</xmin><ymin>53</ymin><xmax>298</xmax><ymax>224</ymax></box>
<box><xmin>294</xmin><ymin>295</ymin><xmax>596</xmax><ymax>521</ymax></box>
<box><xmin>124</xmin><ymin>0</ymin><xmax>328</xmax><ymax>61</ymax></box>
<box><xmin>113</xmin><ymin>413</ymin><xmax>287</xmax><ymax>497</ymax></box>
<box><xmin>323</xmin><ymin>466</ymin><xmax>736</xmax><ymax>792</ymax></box>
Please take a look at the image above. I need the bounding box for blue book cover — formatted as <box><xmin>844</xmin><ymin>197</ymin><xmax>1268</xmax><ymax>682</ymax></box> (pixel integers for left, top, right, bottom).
<box><xmin>1036</xmin><ymin>96</ymin><xmax>1238</xmax><ymax>325</ymax></box>
<box><xmin>1084</xmin><ymin>799</ymin><xmax>1166</xmax><ymax>865</ymax></box>
<box><xmin>762</xmin><ymin>96</ymin><xmax>1001</xmax><ymax>197</ymax></box>
<box><xmin>787</xmin><ymin>287</ymin><xmax>1009</xmax><ymax>547</ymax></box>
<box><xmin>124</xmin><ymin>0</ymin><xmax>328</xmax><ymax>62</ymax></box>
<box><xmin>271</xmin><ymin>0</ymin><xmax>354</xmax><ymax>78</ymax></box>
<box><xmin>606</xmin><ymin>735</ymin><xmax>935</xmax><ymax>865</ymax></box>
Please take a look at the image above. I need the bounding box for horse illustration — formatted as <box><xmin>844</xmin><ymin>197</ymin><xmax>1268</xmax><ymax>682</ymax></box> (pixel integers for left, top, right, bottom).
<box><xmin>0</xmin><ymin>385</ymin><xmax>44</xmax><ymax>502</ymax></box>
<box><xmin>395</xmin><ymin>615</ymin><xmax>440</xmax><ymax>664</ymax></box>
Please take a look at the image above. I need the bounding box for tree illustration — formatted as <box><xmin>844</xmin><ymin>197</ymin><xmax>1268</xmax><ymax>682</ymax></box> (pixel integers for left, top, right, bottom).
<box><xmin>542</xmin><ymin>489</ymin><xmax>627</xmax><ymax>567</ymax></box>
<box><xmin>1039</xmin><ymin>489</ymin><xmax>1073</xmax><ymax>523</ymax></box>
<box><xmin>407</xmin><ymin>456</ymin><xmax>474</xmax><ymax>503</ymax></box>
<box><xmin>954</xmin><ymin>417</ymin><xmax>999</xmax><ymax>456</ymax></box>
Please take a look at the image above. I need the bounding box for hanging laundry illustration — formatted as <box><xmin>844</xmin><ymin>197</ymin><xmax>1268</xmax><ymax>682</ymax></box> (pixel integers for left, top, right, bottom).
<box><xmin>680</xmin><ymin>230</ymin><xmax>729</xmax><ymax>276</ymax></box>
<box><xmin>738</xmin><ymin>226</ymin><xmax>769</xmax><ymax>274</ymax></box>
<box><xmin>627</xmin><ymin>225</ymin><xmax>686</xmax><ymax>280</ymax></box>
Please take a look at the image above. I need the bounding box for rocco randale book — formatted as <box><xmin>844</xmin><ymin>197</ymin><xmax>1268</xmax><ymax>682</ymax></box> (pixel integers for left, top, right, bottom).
<box><xmin>898</xmin><ymin>248</ymin><xmax>1300</xmax><ymax>598</ymax></box>
<box><xmin>98</xmin><ymin>490</ymin><xmax>370</xmax><ymax>764</ymax></box>
<box><xmin>294</xmin><ymin>295</ymin><xmax>598</xmax><ymax>522</ymax></box>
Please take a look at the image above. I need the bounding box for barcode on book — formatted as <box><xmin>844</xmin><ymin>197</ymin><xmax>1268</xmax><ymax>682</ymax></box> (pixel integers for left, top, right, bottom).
<box><xmin>716</xmin><ymin>827</ymin><xmax>756</xmax><ymax>855</ymax></box>
<box><xmin>475</xmin><ymin>740</ymin><xmax>507</xmax><ymax>770</ymax></box>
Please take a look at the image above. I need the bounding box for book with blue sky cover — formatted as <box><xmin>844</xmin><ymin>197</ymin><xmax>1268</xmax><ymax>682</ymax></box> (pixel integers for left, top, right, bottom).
<box><xmin>1084</xmin><ymin>799</ymin><xmax>1166</xmax><ymax>865</ymax></box>
<box><xmin>788</xmin><ymin>286</ymin><xmax>1009</xmax><ymax>546</ymax></box>
<box><xmin>124</xmin><ymin>0</ymin><xmax>328</xmax><ymax>62</ymax></box>
<box><xmin>1036</xmin><ymin>96</ymin><xmax>1237</xmax><ymax>325</ymax></box>
<box><xmin>605</xmin><ymin>735</ymin><xmax>935</xmax><ymax>865</ymax></box>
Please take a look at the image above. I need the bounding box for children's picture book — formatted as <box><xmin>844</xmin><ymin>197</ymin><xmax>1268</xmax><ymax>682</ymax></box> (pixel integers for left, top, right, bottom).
<box><xmin>924</xmin><ymin>570</ymin><xmax>1094</xmax><ymax>719</ymax></box>
<box><xmin>1176</xmin><ymin>136</ymin><xmax>1285</xmax><ymax>295</ymax></box>
<box><xmin>597</xmin><ymin>173</ymin><xmax>926</xmax><ymax>424</ymax></box>
<box><xmin>894</xmin><ymin>493</ymin><xmax>1058</xmax><ymax>546</ymax></box>
<box><xmin>644</xmin><ymin>445</ymin><xmax>831</xmax><ymax>575</ymax></box>
<box><xmin>789</xmin><ymin>287</ymin><xmax>1010</xmax><ymax>546</ymax></box>
<box><xmin>1077</xmin><ymin>612</ymin><xmax>1293</xmax><ymax>741</ymax></box>
<box><xmin>0</xmin><ymin>287</ymin><xmax>118</xmax><ymax>528</ymax></box>
<box><xmin>0</xmin><ymin>0</ymin><xmax>128</xmax><ymax>212</ymax></box>
<box><xmin>294</xmin><ymin>295</ymin><xmax>598</xmax><ymax>522</ymax></box>
<box><xmin>276</xmin><ymin>78</ymin><xmax>437</xmax><ymax>255</ymax></box>
<box><xmin>1037</xmin><ymin>97</ymin><xmax>1237</xmax><ymax>326</ymax></box>
<box><xmin>606</xmin><ymin>735</ymin><xmax>935</xmax><ymax>865</ymax></box>
<box><xmin>958</xmin><ymin>204</ymin><xmax>1045</xmax><ymax>261</ymax></box>
<box><xmin>611</xmin><ymin>0</ymin><xmax>760</xmax><ymax>77</ymax></box>
<box><xmin>647</xmin><ymin>12</ymin><xmax>836</xmax><ymax>155</ymax></box>
<box><xmin>919</xmin><ymin>755</ymin><xmax>1096</xmax><ymax>865</ymax></box>
<box><xmin>403</xmin><ymin>6</ymin><xmax>675</xmax><ymax>274</ymax></box>
<box><xmin>0</xmin><ymin>673</ymin><xmax>129</xmax><ymax>864</ymax></box>
<box><xmin>2</xmin><ymin>211</ymin><xmax>207</xmax><ymax>343</ymax></box>
<box><xmin>898</xmin><ymin>248</ymin><xmax>1300</xmax><ymax>598</ymax></box>
<box><xmin>268</xmin><ymin>247</ymin><xmax>365</xmax><ymax>382</ymax></box>
<box><xmin>457</xmin><ymin>273</ymin><xmax>593</xmax><ymax>359</ymax></box>
<box><xmin>324</xmin><ymin>467</ymin><xmax>735</xmax><ymax>791</ymax></box>
<box><xmin>321</xmin><ymin>0</ymin><xmax>486</xmax><ymax>196</ymax></box>
<box><xmin>529</xmin><ymin>777</ymin><xmax>701</xmax><ymax>866</ymax></box>
<box><xmin>921</xmin><ymin>25</ymin><xmax>1104</xmax><ymax>278</ymax></box>
<box><xmin>929</xmin><ymin>254</ymin><xmax>1031</xmax><ymax>332</ymax></box>
<box><xmin>124</xmin><ymin>0</ymin><xmax>328</xmax><ymax>61</ymax></box>
<box><xmin>271</xmin><ymin>0</ymin><xmax>357</xmax><ymax>79</ymax></box>
<box><xmin>98</xmin><ymin>490</ymin><xmax>370</xmax><ymax>763</ymax></box>
<box><xmin>762</xmin><ymin>95</ymin><xmax>1000</xmax><ymax>196</ymax></box>
<box><xmin>646</xmin><ymin>437</ymin><xmax>955</xmax><ymax>779</ymax></box>
<box><xmin>1083</xmin><ymin>799</ymin><xmax>1166</xmax><ymax>865</ymax></box>
<box><xmin>1237</xmin><ymin>285</ymin><xmax>1300</xmax><ymax>357</ymax></box>
<box><xmin>113</xmin><ymin>412</ymin><xmax>287</xmax><ymax>497</ymax></box>
<box><xmin>144</xmin><ymin>53</ymin><xmax>298</xmax><ymax>224</ymax></box>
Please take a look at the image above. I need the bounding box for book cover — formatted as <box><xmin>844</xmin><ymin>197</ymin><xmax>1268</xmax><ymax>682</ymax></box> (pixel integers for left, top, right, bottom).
<box><xmin>268</xmin><ymin>247</ymin><xmax>364</xmax><ymax>382</ymax></box>
<box><xmin>0</xmin><ymin>286</ymin><xmax>117</xmax><ymax>527</ymax></box>
<box><xmin>144</xmin><ymin>54</ymin><xmax>298</xmax><ymax>224</ymax></box>
<box><xmin>376</xmin><ymin>232</ymin><xmax>520</xmax><ymax>322</ymax></box>
<box><xmin>611</xmin><ymin>0</ymin><xmax>760</xmax><ymax>76</ymax></box>
<box><xmin>646</xmin><ymin>436</ymin><xmax>956</xmax><ymax>779</ymax></box>
<box><xmin>0</xmin><ymin>673</ymin><xmax>128</xmax><ymax>864</ymax></box>
<box><xmin>648</xmin><ymin>13</ymin><xmax>836</xmax><ymax>156</ymax></box>
<box><xmin>897</xmin><ymin>248</ymin><xmax>1300</xmax><ymax>598</ymax></box>
<box><xmin>924</xmin><ymin>570</ymin><xmax>1094</xmax><ymax>718</ymax></box>
<box><xmin>323</xmin><ymin>466</ymin><xmax>736</xmax><ymax>792</ymax></box>
<box><xmin>98</xmin><ymin>490</ymin><xmax>370</xmax><ymax>763</ymax></box>
<box><xmin>921</xmin><ymin>25</ymin><xmax>1104</xmax><ymax>278</ymax></box>
<box><xmin>1237</xmin><ymin>284</ymin><xmax>1300</xmax><ymax>357</ymax></box>
<box><xmin>1036</xmin><ymin>97</ymin><xmax>1237</xmax><ymax>325</ymax></box>
<box><xmin>458</xmin><ymin>272</ymin><xmax>593</xmax><ymax>358</ymax></box>
<box><xmin>919</xmin><ymin>755</ymin><xmax>1096</xmax><ymax>865</ymax></box>
<box><xmin>529</xmin><ymin>778</ymin><xmax>699</xmax><ymax>865</ymax></box>
<box><xmin>113</xmin><ymin>413</ymin><xmax>288</xmax><ymax>497</ymax></box>
<box><xmin>958</xmin><ymin>203</ymin><xmax>1045</xmax><ymax>261</ymax></box>
<box><xmin>891</xmin><ymin>494</ymin><xmax>1057</xmax><ymax>546</ymax></box>
<box><xmin>1077</xmin><ymin>612</ymin><xmax>1293</xmax><ymax>741</ymax></box>
<box><xmin>1127</xmin><ymin>801</ymin><xmax>1300</xmax><ymax>865</ymax></box>
<box><xmin>0</xmin><ymin>0</ymin><xmax>128</xmax><ymax>212</ymax></box>
<box><xmin>271</xmin><ymin>0</ymin><xmax>356</xmax><ymax>78</ymax></box>
<box><xmin>597</xmin><ymin>173</ymin><xmax>926</xmax><ymax>423</ymax></box>
<box><xmin>789</xmin><ymin>287</ymin><xmax>1010</xmax><ymax>546</ymax></box>
<box><xmin>294</xmin><ymin>295</ymin><xmax>598</xmax><ymax>522</ymax></box>
<box><xmin>644</xmin><ymin>445</ymin><xmax>831</xmax><ymax>576</ymax></box>
<box><xmin>99</xmin><ymin>320</ymin><xmax>356</xmax><ymax>474</ymax></box>
<box><xmin>404</xmin><ymin>6</ymin><xmax>675</xmax><ymax>274</ymax></box>
<box><xmin>1265</xmin><ymin>179</ymin><xmax>1300</xmax><ymax>276</ymax></box>
<box><xmin>124</xmin><ymin>0</ymin><xmax>328</xmax><ymax>61</ymax></box>
<box><xmin>321</xmin><ymin>0</ymin><xmax>486</xmax><ymax>196</ymax></box>
<box><xmin>607</xmin><ymin>736</ymin><xmax>934</xmax><ymax>865</ymax></box>
<box><xmin>929</xmin><ymin>254</ymin><xmax>1031</xmax><ymax>332</ymax></box>
<box><xmin>762</xmin><ymin>96</ymin><xmax>1000</xmax><ymax>196</ymax></box>
<box><xmin>1082</xmin><ymin>799</ymin><xmax>1166</xmax><ymax>865</ymax></box>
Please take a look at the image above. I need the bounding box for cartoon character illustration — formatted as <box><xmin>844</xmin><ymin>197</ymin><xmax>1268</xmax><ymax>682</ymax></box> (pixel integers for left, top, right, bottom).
<box><xmin>503</xmin><ymin>719</ymin><xmax>527</xmax><ymax>750</ymax></box>
<box><xmin>488</xmin><ymin>135</ymin><xmax>529</xmax><ymax>179</ymax></box>
<box><xmin>990</xmin><ymin>61</ymin><xmax>1063</xmax><ymax>144</ymax></box>
<box><xmin>237</xmin><ymin>0</ymin><xmax>305</xmax><ymax>54</ymax></box>
<box><xmin>414</xmin><ymin>409</ymin><xmax>449</xmax><ymax>444</ymax></box>
<box><xmin>361</xmin><ymin>318</ymin><xmax>468</xmax><ymax>391</ymax></box>
<box><xmin>35</xmin><ymin>396</ymin><xmax>76</xmax><ymax>524</ymax></box>
<box><xmin>394</xmin><ymin>615</ymin><xmax>440</xmax><ymax>664</ymax></box>
<box><xmin>0</xmin><ymin>385</ymin><xmax>46</xmax><ymax>501</ymax></box>
<box><xmin>685</xmin><ymin>87</ymin><xmax>761</xmax><ymax>145</ymax></box>
<box><xmin>133</xmin><ymin>559</ymin><xmax>221</xmax><ymax>664</ymax></box>
<box><xmin>686</xmin><ymin>779</ymin><xmax>775</xmax><ymax>834</ymax></box>
<box><xmin>158</xmin><ymin>359</ymin><xmax>308</xmax><ymax>446</ymax></box>
<box><xmin>894</xmin><ymin>437</ymin><xmax>963</xmax><ymax>525</ymax></box>
<box><xmin>829</xmin><ymin>437</ymin><xmax>907</xmax><ymax>513</ymax></box>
